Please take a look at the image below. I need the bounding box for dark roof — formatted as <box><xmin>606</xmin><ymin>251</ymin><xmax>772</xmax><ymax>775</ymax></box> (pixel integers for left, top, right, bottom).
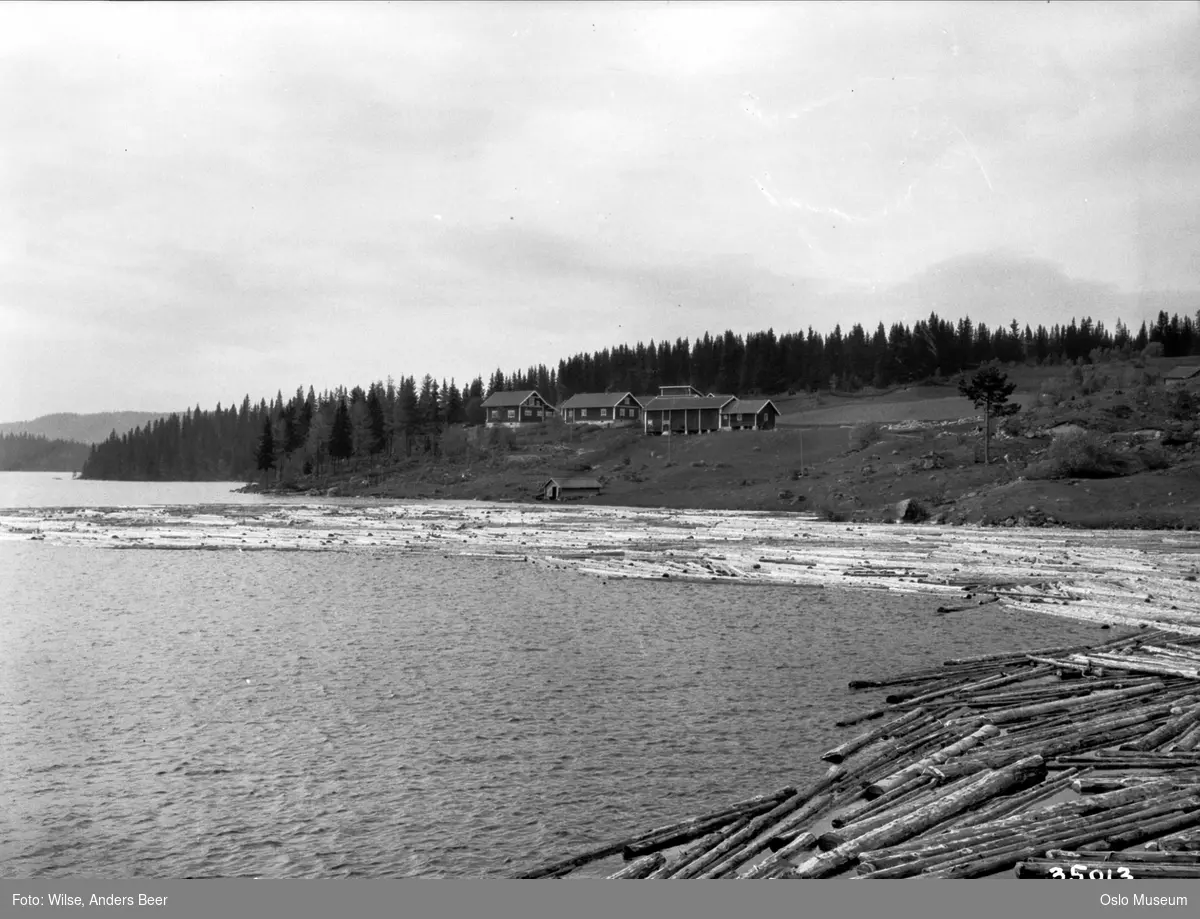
<box><xmin>1165</xmin><ymin>366</ymin><xmax>1200</xmax><ymax>380</ymax></box>
<box><xmin>724</xmin><ymin>398</ymin><xmax>779</xmax><ymax>414</ymax></box>
<box><xmin>481</xmin><ymin>390</ymin><xmax>545</xmax><ymax>407</ymax></box>
<box><xmin>559</xmin><ymin>392</ymin><xmax>643</xmax><ymax>409</ymax></box>
<box><xmin>642</xmin><ymin>395</ymin><xmax>736</xmax><ymax>411</ymax></box>
<box><xmin>544</xmin><ymin>477</ymin><xmax>602</xmax><ymax>489</ymax></box>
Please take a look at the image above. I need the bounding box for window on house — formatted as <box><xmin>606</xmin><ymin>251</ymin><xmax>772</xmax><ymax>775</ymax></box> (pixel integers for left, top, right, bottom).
<box><xmin>601</xmin><ymin>408</ymin><xmax>608</xmax><ymax>417</ymax></box>
<box><xmin>507</xmin><ymin>409</ymin><xmax>515</xmax><ymax>419</ymax></box>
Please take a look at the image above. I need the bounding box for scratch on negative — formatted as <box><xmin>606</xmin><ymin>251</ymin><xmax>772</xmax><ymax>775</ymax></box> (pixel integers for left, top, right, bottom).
<box><xmin>954</xmin><ymin>126</ymin><xmax>994</xmax><ymax>192</ymax></box>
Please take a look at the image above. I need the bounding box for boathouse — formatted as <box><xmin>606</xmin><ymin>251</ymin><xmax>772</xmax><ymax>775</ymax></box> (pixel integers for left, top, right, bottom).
<box><xmin>720</xmin><ymin>398</ymin><xmax>781</xmax><ymax>431</ymax></box>
<box><xmin>541</xmin><ymin>477</ymin><xmax>602</xmax><ymax>501</ymax></box>
<box><xmin>558</xmin><ymin>392</ymin><xmax>643</xmax><ymax>425</ymax></box>
<box><xmin>482</xmin><ymin>390</ymin><xmax>556</xmax><ymax>426</ymax></box>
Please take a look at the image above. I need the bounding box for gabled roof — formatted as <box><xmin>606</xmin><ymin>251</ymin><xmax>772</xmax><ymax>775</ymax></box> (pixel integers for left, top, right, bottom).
<box><xmin>544</xmin><ymin>477</ymin><xmax>602</xmax><ymax>489</ymax></box>
<box><xmin>559</xmin><ymin>392</ymin><xmax>643</xmax><ymax>409</ymax></box>
<box><xmin>659</xmin><ymin>384</ymin><xmax>705</xmax><ymax>397</ymax></box>
<box><xmin>1165</xmin><ymin>365</ymin><xmax>1200</xmax><ymax>380</ymax></box>
<box><xmin>481</xmin><ymin>390</ymin><xmax>546</xmax><ymax>407</ymax></box>
<box><xmin>642</xmin><ymin>395</ymin><xmax>736</xmax><ymax>411</ymax></box>
<box><xmin>723</xmin><ymin>398</ymin><xmax>780</xmax><ymax>414</ymax></box>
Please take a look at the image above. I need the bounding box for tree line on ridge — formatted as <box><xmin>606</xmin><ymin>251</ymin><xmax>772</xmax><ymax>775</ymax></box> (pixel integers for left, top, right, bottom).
<box><xmin>78</xmin><ymin>309</ymin><xmax>1200</xmax><ymax>482</ymax></box>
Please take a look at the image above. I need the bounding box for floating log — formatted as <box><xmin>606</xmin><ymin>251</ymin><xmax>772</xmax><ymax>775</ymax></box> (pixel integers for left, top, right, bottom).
<box><xmin>980</xmin><ymin>682</ymin><xmax>1165</xmax><ymax>725</ymax></box>
<box><xmin>620</xmin><ymin>799</ymin><xmax>781</xmax><ymax>860</ymax></box>
<box><xmin>672</xmin><ymin>792</ymin><xmax>808</xmax><ymax>879</ymax></box>
<box><xmin>700</xmin><ymin>792</ymin><xmax>836</xmax><ymax>878</ymax></box>
<box><xmin>644</xmin><ymin>816</ymin><xmax>755</xmax><ymax>879</ymax></box>
<box><xmin>833</xmin><ymin>776</ymin><xmax>936</xmax><ymax>828</ymax></box>
<box><xmin>514</xmin><ymin>784</ymin><xmax>796</xmax><ymax>877</ymax></box>
<box><xmin>863</xmin><ymin>722</ymin><xmax>1000</xmax><ymax>799</ymax></box>
<box><xmin>606</xmin><ymin>853</ymin><xmax>665</xmax><ymax>879</ymax></box>
<box><xmin>1070</xmin><ymin>653</ymin><xmax>1200</xmax><ymax>680</ymax></box>
<box><xmin>820</xmin><ymin>707</ymin><xmax>930</xmax><ymax>764</ymax></box>
<box><xmin>1120</xmin><ymin>701</ymin><xmax>1200</xmax><ymax>752</ymax></box>
<box><xmin>787</xmin><ymin>756</ymin><xmax>1046</xmax><ymax>878</ymax></box>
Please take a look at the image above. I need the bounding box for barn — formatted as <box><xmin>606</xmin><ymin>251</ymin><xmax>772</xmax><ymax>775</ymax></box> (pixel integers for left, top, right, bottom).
<box><xmin>482</xmin><ymin>390</ymin><xmax>556</xmax><ymax>426</ymax></box>
<box><xmin>721</xmin><ymin>398</ymin><xmax>781</xmax><ymax>431</ymax></box>
<box><xmin>559</xmin><ymin>392</ymin><xmax>643</xmax><ymax>425</ymax></box>
<box><xmin>541</xmin><ymin>477</ymin><xmax>602</xmax><ymax>501</ymax></box>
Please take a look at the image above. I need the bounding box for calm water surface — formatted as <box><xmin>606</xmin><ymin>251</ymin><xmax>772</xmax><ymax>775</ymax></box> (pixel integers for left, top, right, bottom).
<box><xmin>1</xmin><ymin>473</ymin><xmax>1106</xmax><ymax>877</ymax></box>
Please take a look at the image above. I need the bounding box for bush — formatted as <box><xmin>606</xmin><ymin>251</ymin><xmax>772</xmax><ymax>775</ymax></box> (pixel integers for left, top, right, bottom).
<box><xmin>1139</xmin><ymin>443</ymin><xmax>1171</xmax><ymax>471</ymax></box>
<box><xmin>849</xmin><ymin>422</ymin><xmax>883</xmax><ymax>451</ymax></box>
<box><xmin>1027</xmin><ymin>430</ymin><xmax>1129</xmax><ymax>479</ymax></box>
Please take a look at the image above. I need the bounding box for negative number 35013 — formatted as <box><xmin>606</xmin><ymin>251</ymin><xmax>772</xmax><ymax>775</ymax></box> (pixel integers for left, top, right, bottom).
<box><xmin>1048</xmin><ymin>865</ymin><xmax>1134</xmax><ymax>879</ymax></box>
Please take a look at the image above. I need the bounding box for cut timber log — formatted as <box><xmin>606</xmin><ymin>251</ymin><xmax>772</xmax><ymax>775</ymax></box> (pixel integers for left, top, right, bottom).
<box><xmin>980</xmin><ymin>682</ymin><xmax>1165</xmax><ymax>725</ymax></box>
<box><xmin>787</xmin><ymin>755</ymin><xmax>1046</xmax><ymax>878</ymax></box>
<box><xmin>644</xmin><ymin>816</ymin><xmax>754</xmax><ymax>879</ymax></box>
<box><xmin>606</xmin><ymin>853</ymin><xmax>665</xmax><ymax>879</ymax></box>
<box><xmin>742</xmin><ymin>832</ymin><xmax>819</xmax><ymax>879</ymax></box>
<box><xmin>833</xmin><ymin>776</ymin><xmax>936</xmax><ymax>828</ymax></box>
<box><xmin>1070</xmin><ymin>653</ymin><xmax>1200</xmax><ymax>680</ymax></box>
<box><xmin>1120</xmin><ymin>702</ymin><xmax>1200</xmax><ymax>753</ymax></box>
<box><xmin>673</xmin><ymin>792</ymin><xmax>810</xmax><ymax>879</ymax></box>
<box><xmin>515</xmin><ymin>784</ymin><xmax>795</xmax><ymax>877</ymax></box>
<box><xmin>700</xmin><ymin>792</ymin><xmax>835</xmax><ymax>878</ymax></box>
<box><xmin>820</xmin><ymin>707</ymin><xmax>930</xmax><ymax>764</ymax></box>
<box><xmin>618</xmin><ymin>786</ymin><xmax>797</xmax><ymax>860</ymax></box>
<box><xmin>863</xmin><ymin>722</ymin><xmax>1000</xmax><ymax>799</ymax></box>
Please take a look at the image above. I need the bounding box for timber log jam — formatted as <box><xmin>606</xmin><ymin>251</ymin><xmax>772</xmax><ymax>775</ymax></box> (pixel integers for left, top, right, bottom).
<box><xmin>515</xmin><ymin>629</ymin><xmax>1200</xmax><ymax>879</ymax></box>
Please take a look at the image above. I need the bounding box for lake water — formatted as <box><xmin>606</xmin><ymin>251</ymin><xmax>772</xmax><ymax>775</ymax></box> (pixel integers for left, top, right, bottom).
<box><xmin>1</xmin><ymin>472</ymin><xmax>1107</xmax><ymax>878</ymax></box>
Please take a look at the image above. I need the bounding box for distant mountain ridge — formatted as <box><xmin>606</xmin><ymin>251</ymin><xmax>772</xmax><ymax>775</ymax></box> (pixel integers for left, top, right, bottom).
<box><xmin>0</xmin><ymin>411</ymin><xmax>175</xmax><ymax>445</ymax></box>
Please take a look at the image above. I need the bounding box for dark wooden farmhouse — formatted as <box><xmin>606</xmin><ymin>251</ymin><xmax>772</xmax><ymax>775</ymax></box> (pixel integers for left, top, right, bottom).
<box><xmin>721</xmin><ymin>398</ymin><xmax>780</xmax><ymax>430</ymax></box>
<box><xmin>558</xmin><ymin>392</ymin><xmax>643</xmax><ymax>425</ymax></box>
<box><xmin>1165</xmin><ymin>365</ymin><xmax>1200</xmax><ymax>387</ymax></box>
<box><xmin>541</xmin><ymin>477</ymin><xmax>602</xmax><ymax>501</ymax></box>
<box><xmin>642</xmin><ymin>385</ymin><xmax>736</xmax><ymax>435</ymax></box>
<box><xmin>482</xmin><ymin>390</ymin><xmax>556</xmax><ymax>426</ymax></box>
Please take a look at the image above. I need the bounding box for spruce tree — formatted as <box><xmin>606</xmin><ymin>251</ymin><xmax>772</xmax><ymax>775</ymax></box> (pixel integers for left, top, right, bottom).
<box><xmin>329</xmin><ymin>398</ymin><xmax>354</xmax><ymax>466</ymax></box>
<box><xmin>366</xmin><ymin>387</ymin><xmax>387</xmax><ymax>456</ymax></box>
<box><xmin>255</xmin><ymin>416</ymin><xmax>275</xmax><ymax>484</ymax></box>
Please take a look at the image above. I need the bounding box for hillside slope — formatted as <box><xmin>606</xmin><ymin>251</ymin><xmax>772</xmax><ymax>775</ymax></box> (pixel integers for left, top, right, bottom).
<box><xmin>0</xmin><ymin>411</ymin><xmax>174</xmax><ymax>445</ymax></box>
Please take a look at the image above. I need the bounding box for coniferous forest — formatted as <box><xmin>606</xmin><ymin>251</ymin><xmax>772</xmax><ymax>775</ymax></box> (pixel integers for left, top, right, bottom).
<box><xmin>79</xmin><ymin>310</ymin><xmax>1200</xmax><ymax>482</ymax></box>
<box><xmin>0</xmin><ymin>433</ymin><xmax>92</xmax><ymax>472</ymax></box>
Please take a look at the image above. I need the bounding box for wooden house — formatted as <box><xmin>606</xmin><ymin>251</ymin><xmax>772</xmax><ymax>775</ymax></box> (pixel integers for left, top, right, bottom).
<box><xmin>642</xmin><ymin>392</ymin><xmax>736</xmax><ymax>435</ymax></box>
<box><xmin>541</xmin><ymin>477</ymin><xmax>602</xmax><ymax>501</ymax></box>
<box><xmin>721</xmin><ymin>398</ymin><xmax>781</xmax><ymax>430</ymax></box>
<box><xmin>558</xmin><ymin>392</ymin><xmax>643</xmax><ymax>425</ymax></box>
<box><xmin>482</xmin><ymin>390</ymin><xmax>556</xmax><ymax>426</ymax></box>
<box><xmin>1164</xmin><ymin>365</ymin><xmax>1200</xmax><ymax>387</ymax></box>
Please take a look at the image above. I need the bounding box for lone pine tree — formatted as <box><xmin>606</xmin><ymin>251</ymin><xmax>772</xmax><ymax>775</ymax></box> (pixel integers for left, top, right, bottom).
<box><xmin>959</xmin><ymin>361</ymin><xmax>1019</xmax><ymax>465</ymax></box>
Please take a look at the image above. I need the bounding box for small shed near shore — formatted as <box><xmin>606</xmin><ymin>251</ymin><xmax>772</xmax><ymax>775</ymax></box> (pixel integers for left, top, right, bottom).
<box><xmin>541</xmin><ymin>477</ymin><xmax>602</xmax><ymax>501</ymax></box>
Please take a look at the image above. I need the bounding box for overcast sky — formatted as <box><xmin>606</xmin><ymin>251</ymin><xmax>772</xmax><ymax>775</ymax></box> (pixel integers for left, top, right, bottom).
<box><xmin>2</xmin><ymin>1</ymin><xmax>1198</xmax><ymax>420</ymax></box>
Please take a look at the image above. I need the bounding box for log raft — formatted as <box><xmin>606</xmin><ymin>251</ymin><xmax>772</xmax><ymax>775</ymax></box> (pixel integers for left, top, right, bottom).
<box><xmin>513</xmin><ymin>629</ymin><xmax>1200</xmax><ymax>878</ymax></box>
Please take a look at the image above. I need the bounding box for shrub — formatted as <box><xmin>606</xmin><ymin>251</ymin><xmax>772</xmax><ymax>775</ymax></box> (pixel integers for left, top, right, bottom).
<box><xmin>1026</xmin><ymin>430</ymin><xmax>1129</xmax><ymax>479</ymax></box>
<box><xmin>849</xmin><ymin>422</ymin><xmax>883</xmax><ymax>451</ymax></box>
<box><xmin>1139</xmin><ymin>443</ymin><xmax>1171</xmax><ymax>471</ymax></box>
